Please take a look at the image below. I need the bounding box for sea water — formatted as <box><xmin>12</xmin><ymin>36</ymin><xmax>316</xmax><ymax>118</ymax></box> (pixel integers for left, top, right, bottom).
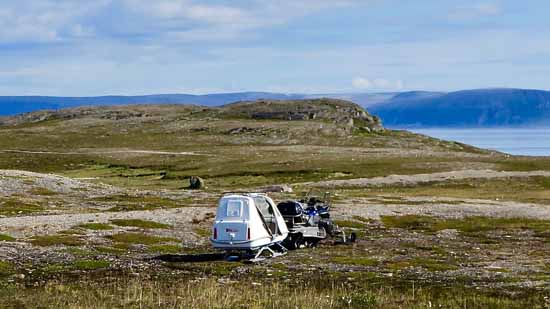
<box><xmin>407</xmin><ymin>128</ymin><xmax>550</xmax><ymax>156</ymax></box>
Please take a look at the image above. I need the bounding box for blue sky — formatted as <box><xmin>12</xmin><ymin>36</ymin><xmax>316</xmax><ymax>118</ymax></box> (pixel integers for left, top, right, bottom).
<box><xmin>0</xmin><ymin>0</ymin><xmax>549</xmax><ymax>96</ymax></box>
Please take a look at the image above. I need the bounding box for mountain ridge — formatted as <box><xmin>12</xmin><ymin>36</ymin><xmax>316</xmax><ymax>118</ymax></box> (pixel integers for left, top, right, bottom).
<box><xmin>2</xmin><ymin>88</ymin><xmax>550</xmax><ymax>127</ymax></box>
<box><xmin>0</xmin><ymin>92</ymin><xmax>396</xmax><ymax>116</ymax></box>
<box><xmin>369</xmin><ymin>88</ymin><xmax>550</xmax><ymax>127</ymax></box>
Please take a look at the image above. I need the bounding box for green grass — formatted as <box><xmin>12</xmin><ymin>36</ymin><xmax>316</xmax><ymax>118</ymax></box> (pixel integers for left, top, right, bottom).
<box><xmin>94</xmin><ymin>246</ymin><xmax>127</xmax><ymax>255</ymax></box>
<box><xmin>64</xmin><ymin>248</ymin><xmax>94</xmax><ymax>257</ymax></box>
<box><xmin>58</xmin><ymin>229</ymin><xmax>87</xmax><ymax>235</ymax></box>
<box><xmin>331</xmin><ymin>256</ymin><xmax>379</xmax><ymax>267</ymax></box>
<box><xmin>193</xmin><ymin>227</ymin><xmax>211</xmax><ymax>238</ymax></box>
<box><xmin>0</xmin><ymin>105</ymin><xmax>501</xmax><ymax>191</ymax></box>
<box><xmin>381</xmin><ymin>215</ymin><xmax>550</xmax><ymax>235</ymax></box>
<box><xmin>30</xmin><ymin>235</ymin><xmax>84</xmax><ymax>247</ymax></box>
<box><xmin>95</xmin><ymin>195</ymin><xmax>189</xmax><ymax>211</ymax></box>
<box><xmin>334</xmin><ymin>220</ymin><xmax>365</xmax><ymax>229</ymax></box>
<box><xmin>401</xmin><ymin>243</ymin><xmax>448</xmax><ymax>256</ymax></box>
<box><xmin>29</xmin><ymin>187</ymin><xmax>58</xmax><ymax>196</ymax></box>
<box><xmin>496</xmin><ymin>158</ymin><xmax>550</xmax><ymax>172</ymax></box>
<box><xmin>347</xmin><ymin>176</ymin><xmax>550</xmax><ymax>205</ymax></box>
<box><xmin>0</xmin><ymin>261</ymin><xmax>14</xmax><ymax>277</ymax></box>
<box><xmin>386</xmin><ymin>258</ymin><xmax>458</xmax><ymax>272</ymax></box>
<box><xmin>0</xmin><ymin>276</ymin><xmax>545</xmax><ymax>308</ymax></box>
<box><xmin>77</xmin><ymin>223</ymin><xmax>113</xmax><ymax>230</ymax></box>
<box><xmin>352</xmin><ymin>216</ymin><xmax>375</xmax><ymax>223</ymax></box>
<box><xmin>72</xmin><ymin>260</ymin><xmax>110</xmax><ymax>270</ymax></box>
<box><xmin>107</xmin><ymin>232</ymin><xmax>178</xmax><ymax>245</ymax></box>
<box><xmin>110</xmin><ymin>219</ymin><xmax>171</xmax><ymax>229</ymax></box>
<box><xmin>0</xmin><ymin>234</ymin><xmax>15</xmax><ymax>242</ymax></box>
<box><xmin>165</xmin><ymin>261</ymin><xmax>240</xmax><ymax>277</ymax></box>
<box><xmin>147</xmin><ymin>244</ymin><xmax>183</xmax><ymax>254</ymax></box>
<box><xmin>0</xmin><ymin>199</ymin><xmax>44</xmax><ymax>216</ymax></box>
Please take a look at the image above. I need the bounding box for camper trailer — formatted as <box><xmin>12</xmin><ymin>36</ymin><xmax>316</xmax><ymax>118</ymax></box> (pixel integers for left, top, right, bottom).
<box><xmin>210</xmin><ymin>193</ymin><xmax>289</xmax><ymax>261</ymax></box>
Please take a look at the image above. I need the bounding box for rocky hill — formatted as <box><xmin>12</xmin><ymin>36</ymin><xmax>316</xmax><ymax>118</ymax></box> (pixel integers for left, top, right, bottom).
<box><xmin>0</xmin><ymin>92</ymin><xmax>396</xmax><ymax>116</ymax></box>
<box><xmin>220</xmin><ymin>98</ymin><xmax>383</xmax><ymax>132</ymax></box>
<box><xmin>370</xmin><ymin>88</ymin><xmax>550</xmax><ymax>127</ymax></box>
<box><xmin>0</xmin><ymin>98</ymin><xmax>384</xmax><ymax>132</ymax></box>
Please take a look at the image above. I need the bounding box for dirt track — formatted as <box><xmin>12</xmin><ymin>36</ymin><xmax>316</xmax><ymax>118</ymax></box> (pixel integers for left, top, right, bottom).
<box><xmin>336</xmin><ymin>196</ymin><xmax>550</xmax><ymax>220</ymax></box>
<box><xmin>0</xmin><ymin>207</ymin><xmax>213</xmax><ymax>238</ymax></box>
<box><xmin>303</xmin><ymin>169</ymin><xmax>550</xmax><ymax>187</ymax></box>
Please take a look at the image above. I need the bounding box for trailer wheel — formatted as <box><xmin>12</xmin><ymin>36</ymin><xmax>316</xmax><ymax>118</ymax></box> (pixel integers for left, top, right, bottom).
<box><xmin>293</xmin><ymin>233</ymin><xmax>304</xmax><ymax>249</ymax></box>
<box><xmin>308</xmin><ymin>227</ymin><xmax>326</xmax><ymax>248</ymax></box>
<box><xmin>285</xmin><ymin>233</ymin><xmax>303</xmax><ymax>250</ymax></box>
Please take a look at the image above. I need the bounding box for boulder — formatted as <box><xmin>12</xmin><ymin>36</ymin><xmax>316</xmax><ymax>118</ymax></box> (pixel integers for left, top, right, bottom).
<box><xmin>189</xmin><ymin>176</ymin><xmax>205</xmax><ymax>189</ymax></box>
<box><xmin>259</xmin><ymin>184</ymin><xmax>293</xmax><ymax>193</ymax></box>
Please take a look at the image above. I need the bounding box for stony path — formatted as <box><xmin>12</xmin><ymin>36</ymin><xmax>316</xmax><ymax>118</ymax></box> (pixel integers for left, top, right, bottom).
<box><xmin>334</xmin><ymin>196</ymin><xmax>550</xmax><ymax>220</ymax></box>
<box><xmin>0</xmin><ymin>207</ymin><xmax>213</xmax><ymax>238</ymax></box>
<box><xmin>303</xmin><ymin>169</ymin><xmax>550</xmax><ymax>188</ymax></box>
<box><xmin>0</xmin><ymin>169</ymin><xmax>120</xmax><ymax>196</ymax></box>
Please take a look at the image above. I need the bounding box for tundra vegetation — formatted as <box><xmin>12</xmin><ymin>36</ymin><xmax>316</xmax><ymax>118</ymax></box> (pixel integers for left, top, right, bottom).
<box><xmin>0</xmin><ymin>100</ymin><xmax>548</xmax><ymax>308</ymax></box>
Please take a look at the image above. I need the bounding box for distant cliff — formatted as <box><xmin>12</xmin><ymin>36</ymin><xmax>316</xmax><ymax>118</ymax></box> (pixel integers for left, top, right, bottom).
<box><xmin>369</xmin><ymin>89</ymin><xmax>550</xmax><ymax>127</ymax></box>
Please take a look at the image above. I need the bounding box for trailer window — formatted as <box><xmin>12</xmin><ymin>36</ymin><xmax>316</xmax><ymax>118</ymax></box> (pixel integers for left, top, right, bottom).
<box><xmin>226</xmin><ymin>200</ymin><xmax>243</xmax><ymax>217</ymax></box>
<box><xmin>254</xmin><ymin>197</ymin><xmax>273</xmax><ymax>217</ymax></box>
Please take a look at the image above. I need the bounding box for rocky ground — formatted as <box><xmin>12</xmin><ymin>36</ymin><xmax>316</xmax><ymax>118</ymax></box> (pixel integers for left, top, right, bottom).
<box><xmin>0</xmin><ymin>168</ymin><xmax>548</xmax><ymax>296</ymax></box>
<box><xmin>0</xmin><ymin>102</ymin><xmax>548</xmax><ymax>307</ymax></box>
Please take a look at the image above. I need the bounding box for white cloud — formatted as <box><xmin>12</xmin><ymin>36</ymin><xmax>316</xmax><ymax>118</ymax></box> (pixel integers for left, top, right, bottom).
<box><xmin>121</xmin><ymin>0</ymin><xmax>366</xmax><ymax>42</ymax></box>
<box><xmin>352</xmin><ymin>77</ymin><xmax>404</xmax><ymax>91</ymax></box>
<box><xmin>0</xmin><ymin>1</ymin><xmax>110</xmax><ymax>43</ymax></box>
<box><xmin>124</xmin><ymin>0</ymin><xmax>248</xmax><ymax>24</ymax></box>
<box><xmin>352</xmin><ymin>77</ymin><xmax>373</xmax><ymax>89</ymax></box>
<box><xmin>0</xmin><ymin>0</ymin><xmax>369</xmax><ymax>44</ymax></box>
<box><xmin>448</xmin><ymin>3</ymin><xmax>501</xmax><ymax>21</ymax></box>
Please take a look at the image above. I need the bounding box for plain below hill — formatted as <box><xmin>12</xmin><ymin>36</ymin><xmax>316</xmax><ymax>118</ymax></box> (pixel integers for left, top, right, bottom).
<box><xmin>369</xmin><ymin>88</ymin><xmax>550</xmax><ymax>127</ymax></box>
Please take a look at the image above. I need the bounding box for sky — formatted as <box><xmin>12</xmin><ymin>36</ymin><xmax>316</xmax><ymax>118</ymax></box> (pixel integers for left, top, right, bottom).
<box><xmin>0</xmin><ymin>0</ymin><xmax>549</xmax><ymax>96</ymax></box>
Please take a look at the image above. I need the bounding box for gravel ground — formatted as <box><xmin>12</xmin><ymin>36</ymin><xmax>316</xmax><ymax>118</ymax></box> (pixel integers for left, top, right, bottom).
<box><xmin>335</xmin><ymin>196</ymin><xmax>550</xmax><ymax>220</ymax></box>
<box><xmin>0</xmin><ymin>207</ymin><xmax>213</xmax><ymax>238</ymax></box>
<box><xmin>0</xmin><ymin>169</ymin><xmax>122</xmax><ymax>196</ymax></box>
<box><xmin>2</xmin><ymin>169</ymin><xmax>550</xmax><ymax>240</ymax></box>
<box><xmin>303</xmin><ymin>169</ymin><xmax>550</xmax><ymax>188</ymax></box>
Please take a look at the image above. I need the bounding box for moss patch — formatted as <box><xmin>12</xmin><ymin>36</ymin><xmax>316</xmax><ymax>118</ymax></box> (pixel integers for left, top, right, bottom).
<box><xmin>29</xmin><ymin>187</ymin><xmax>58</xmax><ymax>196</ymax></box>
<box><xmin>30</xmin><ymin>235</ymin><xmax>84</xmax><ymax>247</ymax></box>
<box><xmin>331</xmin><ymin>256</ymin><xmax>379</xmax><ymax>267</ymax></box>
<box><xmin>58</xmin><ymin>229</ymin><xmax>87</xmax><ymax>235</ymax></box>
<box><xmin>386</xmin><ymin>258</ymin><xmax>457</xmax><ymax>272</ymax></box>
<box><xmin>94</xmin><ymin>246</ymin><xmax>127</xmax><ymax>255</ymax></box>
<box><xmin>110</xmin><ymin>219</ymin><xmax>171</xmax><ymax>229</ymax></box>
<box><xmin>0</xmin><ymin>234</ymin><xmax>15</xmax><ymax>242</ymax></box>
<box><xmin>0</xmin><ymin>199</ymin><xmax>44</xmax><ymax>216</ymax></box>
<box><xmin>107</xmin><ymin>232</ymin><xmax>178</xmax><ymax>245</ymax></box>
<box><xmin>98</xmin><ymin>195</ymin><xmax>187</xmax><ymax>212</ymax></box>
<box><xmin>381</xmin><ymin>215</ymin><xmax>550</xmax><ymax>235</ymax></box>
<box><xmin>147</xmin><ymin>244</ymin><xmax>183</xmax><ymax>254</ymax></box>
<box><xmin>334</xmin><ymin>220</ymin><xmax>365</xmax><ymax>229</ymax></box>
<box><xmin>77</xmin><ymin>223</ymin><xmax>113</xmax><ymax>231</ymax></box>
<box><xmin>0</xmin><ymin>261</ymin><xmax>14</xmax><ymax>277</ymax></box>
<box><xmin>193</xmin><ymin>227</ymin><xmax>211</xmax><ymax>238</ymax></box>
<box><xmin>72</xmin><ymin>260</ymin><xmax>110</xmax><ymax>270</ymax></box>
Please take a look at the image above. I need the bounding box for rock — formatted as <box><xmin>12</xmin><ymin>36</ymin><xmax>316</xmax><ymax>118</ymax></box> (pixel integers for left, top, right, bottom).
<box><xmin>436</xmin><ymin>229</ymin><xmax>459</xmax><ymax>239</ymax></box>
<box><xmin>189</xmin><ymin>176</ymin><xmax>205</xmax><ymax>189</ymax></box>
<box><xmin>259</xmin><ymin>184</ymin><xmax>293</xmax><ymax>193</ymax></box>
